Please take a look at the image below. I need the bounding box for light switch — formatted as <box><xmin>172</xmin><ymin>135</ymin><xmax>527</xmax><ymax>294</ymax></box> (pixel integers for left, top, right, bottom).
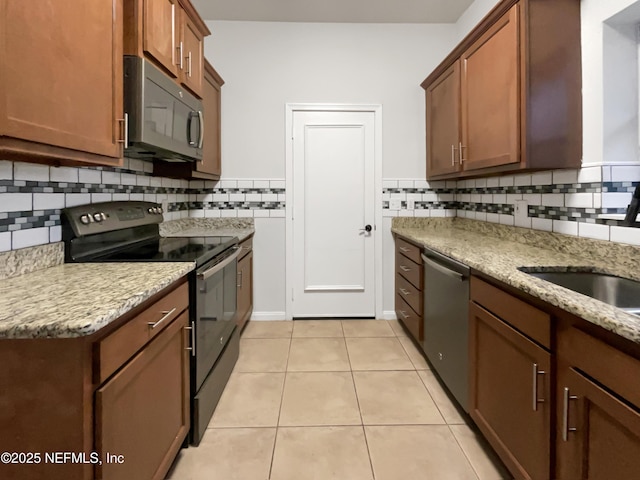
<box><xmin>389</xmin><ymin>199</ymin><xmax>402</xmax><ymax>210</ymax></box>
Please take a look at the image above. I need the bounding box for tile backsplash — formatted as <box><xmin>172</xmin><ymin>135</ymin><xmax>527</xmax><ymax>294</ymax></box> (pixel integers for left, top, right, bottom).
<box><xmin>383</xmin><ymin>165</ymin><xmax>640</xmax><ymax>246</ymax></box>
<box><xmin>3</xmin><ymin>157</ymin><xmax>640</xmax><ymax>252</ymax></box>
<box><xmin>0</xmin><ymin>159</ymin><xmax>287</xmax><ymax>252</ymax></box>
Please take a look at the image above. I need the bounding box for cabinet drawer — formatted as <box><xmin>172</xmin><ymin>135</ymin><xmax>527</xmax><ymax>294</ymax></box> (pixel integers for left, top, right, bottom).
<box><xmin>396</xmin><ymin>237</ymin><xmax>422</xmax><ymax>264</ymax></box>
<box><xmin>396</xmin><ymin>250</ymin><xmax>423</xmax><ymax>290</ymax></box>
<box><xmin>395</xmin><ymin>293</ymin><xmax>422</xmax><ymax>342</ymax></box>
<box><xmin>97</xmin><ymin>282</ymin><xmax>188</xmax><ymax>383</ymax></box>
<box><xmin>396</xmin><ymin>273</ymin><xmax>423</xmax><ymax>315</ymax></box>
<box><xmin>471</xmin><ymin>276</ymin><xmax>550</xmax><ymax>349</ymax></box>
<box><xmin>239</xmin><ymin>236</ymin><xmax>253</xmax><ymax>260</ymax></box>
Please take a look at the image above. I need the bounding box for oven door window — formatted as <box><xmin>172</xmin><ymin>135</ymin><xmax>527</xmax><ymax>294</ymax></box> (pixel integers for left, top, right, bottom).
<box><xmin>195</xmin><ymin>259</ymin><xmax>237</xmax><ymax>389</ymax></box>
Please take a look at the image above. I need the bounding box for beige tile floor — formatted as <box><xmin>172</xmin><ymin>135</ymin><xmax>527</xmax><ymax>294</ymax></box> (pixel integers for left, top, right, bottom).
<box><xmin>166</xmin><ymin>319</ymin><xmax>511</xmax><ymax>480</ymax></box>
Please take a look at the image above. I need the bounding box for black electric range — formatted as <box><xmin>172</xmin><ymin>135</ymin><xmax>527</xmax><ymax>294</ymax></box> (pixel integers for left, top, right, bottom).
<box><xmin>62</xmin><ymin>201</ymin><xmax>240</xmax><ymax>446</ymax></box>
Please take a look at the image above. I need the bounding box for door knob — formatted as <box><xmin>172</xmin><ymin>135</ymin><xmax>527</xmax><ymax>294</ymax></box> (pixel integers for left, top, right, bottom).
<box><xmin>360</xmin><ymin>225</ymin><xmax>372</xmax><ymax>233</ymax></box>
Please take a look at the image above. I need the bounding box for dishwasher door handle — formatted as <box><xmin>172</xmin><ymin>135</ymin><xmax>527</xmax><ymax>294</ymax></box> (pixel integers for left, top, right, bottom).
<box><xmin>421</xmin><ymin>254</ymin><xmax>465</xmax><ymax>281</ymax></box>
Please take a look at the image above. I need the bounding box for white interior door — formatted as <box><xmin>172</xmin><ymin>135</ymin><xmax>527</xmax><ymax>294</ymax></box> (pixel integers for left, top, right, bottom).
<box><xmin>292</xmin><ymin>110</ymin><xmax>376</xmax><ymax>317</ymax></box>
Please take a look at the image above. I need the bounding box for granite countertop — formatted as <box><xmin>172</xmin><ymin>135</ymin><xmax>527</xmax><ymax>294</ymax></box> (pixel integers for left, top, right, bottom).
<box><xmin>0</xmin><ymin>262</ymin><xmax>194</xmax><ymax>339</ymax></box>
<box><xmin>392</xmin><ymin>218</ymin><xmax>640</xmax><ymax>345</ymax></box>
<box><xmin>160</xmin><ymin>218</ymin><xmax>255</xmax><ymax>242</ymax></box>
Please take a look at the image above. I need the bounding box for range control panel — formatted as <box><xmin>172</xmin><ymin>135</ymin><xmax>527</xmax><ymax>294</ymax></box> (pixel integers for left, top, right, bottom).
<box><xmin>62</xmin><ymin>201</ymin><xmax>164</xmax><ymax>237</ymax></box>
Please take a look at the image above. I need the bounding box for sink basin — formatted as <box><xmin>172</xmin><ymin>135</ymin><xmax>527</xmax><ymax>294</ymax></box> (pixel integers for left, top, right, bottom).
<box><xmin>520</xmin><ymin>270</ymin><xmax>640</xmax><ymax>315</ymax></box>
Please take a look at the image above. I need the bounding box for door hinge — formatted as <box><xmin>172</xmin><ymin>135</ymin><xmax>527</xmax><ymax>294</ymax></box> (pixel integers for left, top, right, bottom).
<box><xmin>291</xmin><ymin>288</ymin><xmax>294</xmax><ymax>301</ymax></box>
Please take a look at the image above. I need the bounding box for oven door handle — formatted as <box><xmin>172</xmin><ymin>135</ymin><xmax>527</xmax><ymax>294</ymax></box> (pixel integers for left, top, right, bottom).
<box><xmin>197</xmin><ymin>246</ymin><xmax>240</xmax><ymax>281</ymax></box>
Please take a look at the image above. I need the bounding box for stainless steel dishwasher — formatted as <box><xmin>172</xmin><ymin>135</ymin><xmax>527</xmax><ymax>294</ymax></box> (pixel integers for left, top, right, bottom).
<box><xmin>421</xmin><ymin>248</ymin><xmax>470</xmax><ymax>411</ymax></box>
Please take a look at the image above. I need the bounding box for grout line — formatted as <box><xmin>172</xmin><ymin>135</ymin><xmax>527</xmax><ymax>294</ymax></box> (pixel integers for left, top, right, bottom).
<box><xmin>343</xmin><ymin>328</ymin><xmax>377</xmax><ymax>480</ymax></box>
<box><xmin>415</xmin><ymin>370</ymin><xmax>449</xmax><ymax>425</ymax></box>
<box><xmin>268</xmin><ymin>334</ymin><xmax>293</xmax><ymax>479</ymax></box>
<box><xmin>447</xmin><ymin>424</ymin><xmax>482</xmax><ymax>480</ymax></box>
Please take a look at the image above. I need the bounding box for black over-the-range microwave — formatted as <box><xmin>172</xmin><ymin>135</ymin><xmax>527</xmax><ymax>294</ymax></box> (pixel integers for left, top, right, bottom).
<box><xmin>123</xmin><ymin>55</ymin><xmax>203</xmax><ymax>162</ymax></box>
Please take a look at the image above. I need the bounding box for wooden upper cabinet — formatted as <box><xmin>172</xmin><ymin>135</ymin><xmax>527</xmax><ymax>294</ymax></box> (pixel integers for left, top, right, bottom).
<box><xmin>426</xmin><ymin>61</ymin><xmax>461</xmax><ymax>177</ymax></box>
<box><xmin>0</xmin><ymin>0</ymin><xmax>124</xmax><ymax>166</ymax></box>
<box><xmin>461</xmin><ymin>4</ymin><xmax>520</xmax><ymax>171</ymax></box>
<box><xmin>124</xmin><ymin>0</ymin><xmax>210</xmax><ymax>97</ymax></box>
<box><xmin>421</xmin><ymin>0</ymin><xmax>582</xmax><ymax>180</ymax></box>
<box><xmin>201</xmin><ymin>61</ymin><xmax>224</xmax><ymax>177</ymax></box>
<box><xmin>142</xmin><ymin>0</ymin><xmax>179</xmax><ymax>78</ymax></box>
<box><xmin>180</xmin><ymin>12</ymin><xmax>204</xmax><ymax>98</ymax></box>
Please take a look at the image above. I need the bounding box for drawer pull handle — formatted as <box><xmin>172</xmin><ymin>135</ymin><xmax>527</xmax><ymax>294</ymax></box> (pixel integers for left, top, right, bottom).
<box><xmin>237</xmin><ymin>270</ymin><xmax>243</xmax><ymax>288</ymax></box>
<box><xmin>184</xmin><ymin>322</ymin><xmax>196</xmax><ymax>356</ymax></box>
<box><xmin>562</xmin><ymin>387</ymin><xmax>578</xmax><ymax>441</ymax></box>
<box><xmin>532</xmin><ymin>363</ymin><xmax>546</xmax><ymax>411</ymax></box>
<box><xmin>148</xmin><ymin>307</ymin><xmax>177</xmax><ymax>329</ymax></box>
<box><xmin>399</xmin><ymin>265</ymin><xmax>411</xmax><ymax>272</ymax></box>
<box><xmin>399</xmin><ymin>288</ymin><xmax>410</xmax><ymax>296</ymax></box>
<box><xmin>399</xmin><ymin>246</ymin><xmax>410</xmax><ymax>253</ymax></box>
<box><xmin>399</xmin><ymin>310</ymin><xmax>410</xmax><ymax>319</ymax></box>
<box><xmin>184</xmin><ymin>321</ymin><xmax>196</xmax><ymax>356</ymax></box>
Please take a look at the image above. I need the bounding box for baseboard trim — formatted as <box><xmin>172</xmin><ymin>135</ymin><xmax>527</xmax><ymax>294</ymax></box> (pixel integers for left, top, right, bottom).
<box><xmin>250</xmin><ymin>312</ymin><xmax>287</xmax><ymax>321</ymax></box>
<box><xmin>382</xmin><ymin>310</ymin><xmax>398</xmax><ymax>320</ymax></box>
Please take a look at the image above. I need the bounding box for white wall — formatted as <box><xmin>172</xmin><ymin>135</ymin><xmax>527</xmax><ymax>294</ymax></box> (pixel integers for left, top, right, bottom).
<box><xmin>204</xmin><ymin>21</ymin><xmax>456</xmax><ymax>179</ymax></box>
<box><xmin>582</xmin><ymin>0</ymin><xmax>640</xmax><ymax>166</ymax></box>
<box><xmin>455</xmin><ymin>0</ymin><xmax>499</xmax><ymax>41</ymax></box>
<box><xmin>204</xmin><ymin>21</ymin><xmax>457</xmax><ymax>318</ymax></box>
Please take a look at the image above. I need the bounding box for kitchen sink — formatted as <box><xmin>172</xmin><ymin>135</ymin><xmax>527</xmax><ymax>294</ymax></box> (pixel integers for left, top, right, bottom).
<box><xmin>519</xmin><ymin>269</ymin><xmax>640</xmax><ymax>315</ymax></box>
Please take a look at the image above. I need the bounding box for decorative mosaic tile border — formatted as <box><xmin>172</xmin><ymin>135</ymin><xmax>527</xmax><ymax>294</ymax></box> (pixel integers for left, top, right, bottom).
<box><xmin>383</xmin><ymin>180</ymin><xmax>638</xmax><ymax>227</ymax></box>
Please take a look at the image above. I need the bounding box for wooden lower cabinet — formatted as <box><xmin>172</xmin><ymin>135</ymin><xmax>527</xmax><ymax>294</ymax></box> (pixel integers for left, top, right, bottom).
<box><xmin>95</xmin><ymin>311</ymin><xmax>189</xmax><ymax>480</ymax></box>
<box><xmin>555</xmin><ymin>367</ymin><xmax>640</xmax><ymax>480</ymax></box>
<box><xmin>236</xmin><ymin>237</ymin><xmax>253</xmax><ymax>330</ymax></box>
<box><xmin>469</xmin><ymin>302</ymin><xmax>551</xmax><ymax>480</ymax></box>
<box><xmin>0</xmin><ymin>279</ymin><xmax>189</xmax><ymax>480</ymax></box>
<box><xmin>555</xmin><ymin>326</ymin><xmax>640</xmax><ymax>479</ymax></box>
<box><xmin>471</xmin><ymin>274</ymin><xmax>640</xmax><ymax>480</ymax></box>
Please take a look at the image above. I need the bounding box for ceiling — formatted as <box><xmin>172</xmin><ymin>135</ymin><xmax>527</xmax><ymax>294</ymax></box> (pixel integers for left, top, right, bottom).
<box><xmin>191</xmin><ymin>0</ymin><xmax>476</xmax><ymax>24</ymax></box>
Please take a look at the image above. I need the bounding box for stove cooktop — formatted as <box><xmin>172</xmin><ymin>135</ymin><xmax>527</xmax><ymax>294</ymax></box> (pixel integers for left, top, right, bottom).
<box><xmin>90</xmin><ymin>236</ymin><xmax>238</xmax><ymax>267</ymax></box>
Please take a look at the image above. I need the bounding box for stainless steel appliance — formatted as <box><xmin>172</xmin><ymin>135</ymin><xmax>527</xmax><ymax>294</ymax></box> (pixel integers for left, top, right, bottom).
<box><xmin>62</xmin><ymin>201</ymin><xmax>238</xmax><ymax>445</ymax></box>
<box><xmin>124</xmin><ymin>56</ymin><xmax>203</xmax><ymax>162</ymax></box>
<box><xmin>421</xmin><ymin>248</ymin><xmax>470</xmax><ymax>411</ymax></box>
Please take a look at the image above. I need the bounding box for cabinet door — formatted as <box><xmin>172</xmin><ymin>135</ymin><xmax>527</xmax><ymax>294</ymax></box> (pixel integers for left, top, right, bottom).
<box><xmin>469</xmin><ymin>302</ymin><xmax>551</xmax><ymax>480</ymax></box>
<box><xmin>180</xmin><ymin>12</ymin><xmax>204</xmax><ymax>98</ymax></box>
<box><xmin>426</xmin><ymin>60</ymin><xmax>461</xmax><ymax>177</ymax></box>
<box><xmin>199</xmin><ymin>62</ymin><xmax>223</xmax><ymax>177</ymax></box>
<box><xmin>143</xmin><ymin>0</ymin><xmax>179</xmax><ymax>77</ymax></box>
<box><xmin>556</xmin><ymin>367</ymin><xmax>640</xmax><ymax>480</ymax></box>
<box><xmin>236</xmin><ymin>250</ymin><xmax>253</xmax><ymax>330</ymax></box>
<box><xmin>461</xmin><ymin>4</ymin><xmax>520</xmax><ymax>171</ymax></box>
<box><xmin>95</xmin><ymin>312</ymin><xmax>190</xmax><ymax>480</ymax></box>
<box><xmin>0</xmin><ymin>0</ymin><xmax>123</xmax><ymax>163</ymax></box>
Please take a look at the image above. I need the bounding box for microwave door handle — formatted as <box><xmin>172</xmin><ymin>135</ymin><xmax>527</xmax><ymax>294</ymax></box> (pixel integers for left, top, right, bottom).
<box><xmin>187</xmin><ymin>111</ymin><xmax>197</xmax><ymax>146</ymax></box>
<box><xmin>197</xmin><ymin>110</ymin><xmax>204</xmax><ymax>149</ymax></box>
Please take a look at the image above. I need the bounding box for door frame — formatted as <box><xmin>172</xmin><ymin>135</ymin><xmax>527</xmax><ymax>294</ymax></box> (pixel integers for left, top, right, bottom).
<box><xmin>285</xmin><ymin>103</ymin><xmax>383</xmax><ymax>320</ymax></box>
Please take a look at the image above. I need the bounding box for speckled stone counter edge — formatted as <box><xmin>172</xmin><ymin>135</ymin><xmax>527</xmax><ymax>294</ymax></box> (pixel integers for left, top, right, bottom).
<box><xmin>160</xmin><ymin>218</ymin><xmax>254</xmax><ymax>235</ymax></box>
<box><xmin>391</xmin><ymin>217</ymin><xmax>640</xmax><ymax>344</ymax></box>
<box><xmin>0</xmin><ymin>262</ymin><xmax>194</xmax><ymax>339</ymax></box>
<box><xmin>393</xmin><ymin>217</ymin><xmax>640</xmax><ymax>272</ymax></box>
<box><xmin>0</xmin><ymin>242</ymin><xmax>64</xmax><ymax>281</ymax></box>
